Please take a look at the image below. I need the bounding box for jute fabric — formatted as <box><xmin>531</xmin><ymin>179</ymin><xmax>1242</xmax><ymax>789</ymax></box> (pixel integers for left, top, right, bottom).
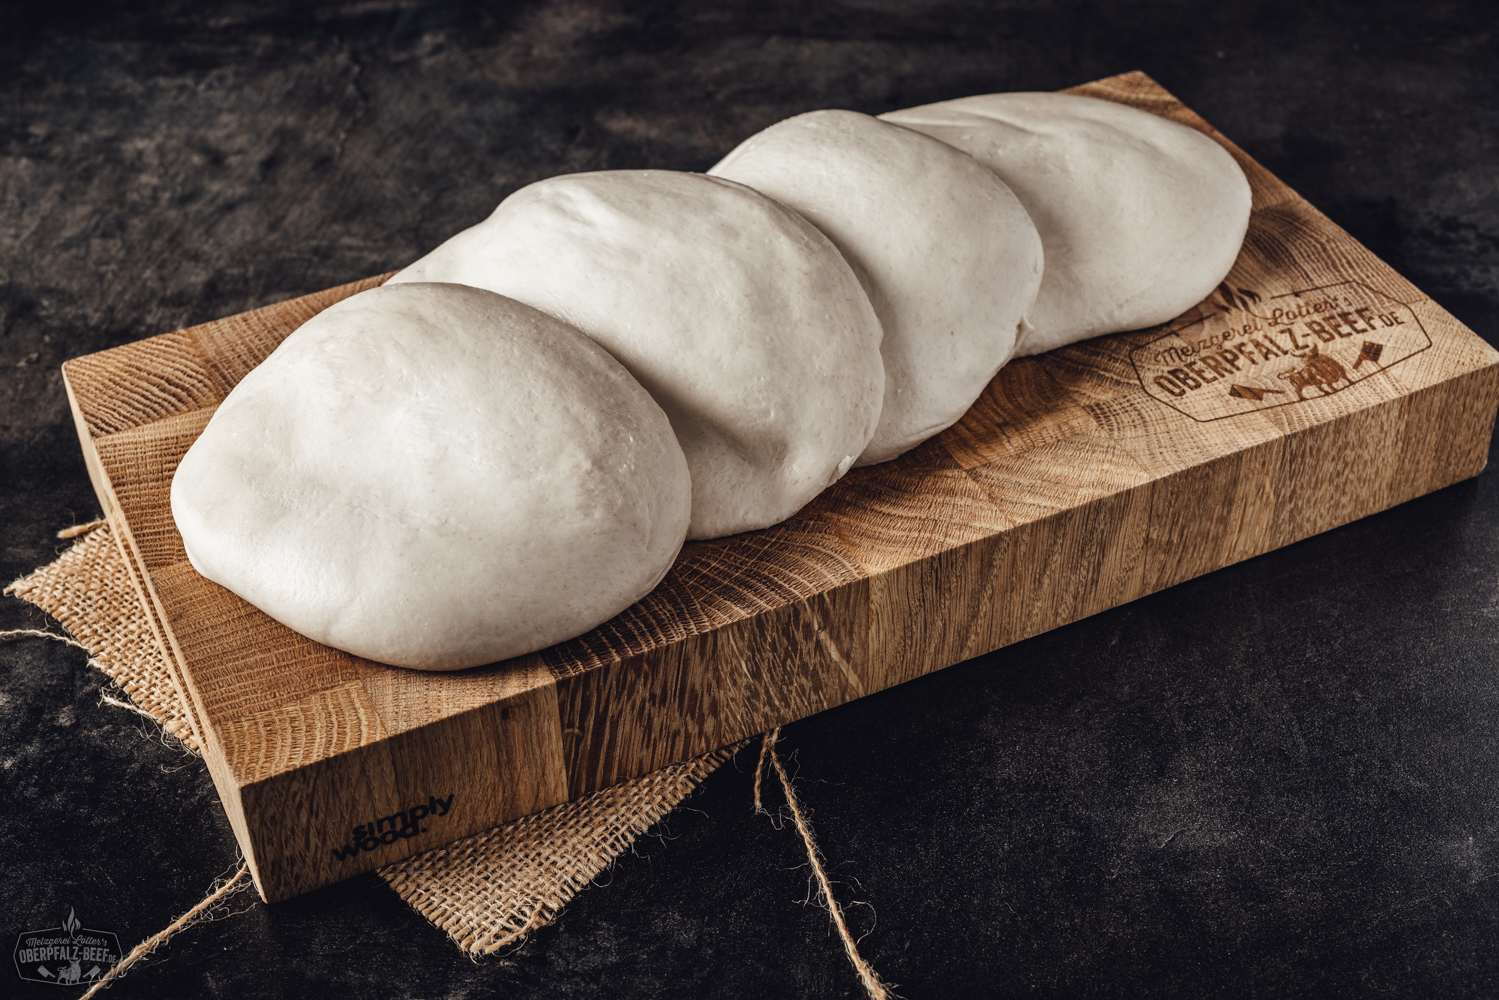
<box><xmin>5</xmin><ymin>522</ymin><xmax>728</xmax><ymax>953</ymax></box>
<box><xmin>7</xmin><ymin>523</ymin><xmax>202</xmax><ymax>750</ymax></box>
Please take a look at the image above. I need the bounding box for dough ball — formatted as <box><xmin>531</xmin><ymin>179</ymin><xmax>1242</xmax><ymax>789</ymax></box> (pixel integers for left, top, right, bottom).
<box><xmin>171</xmin><ymin>282</ymin><xmax>692</xmax><ymax>671</ymax></box>
<box><xmin>391</xmin><ymin>169</ymin><xmax>884</xmax><ymax>539</ymax></box>
<box><xmin>882</xmin><ymin>91</ymin><xmax>1252</xmax><ymax>356</ymax></box>
<box><xmin>709</xmin><ymin>110</ymin><xmax>1043</xmax><ymax>466</ymax></box>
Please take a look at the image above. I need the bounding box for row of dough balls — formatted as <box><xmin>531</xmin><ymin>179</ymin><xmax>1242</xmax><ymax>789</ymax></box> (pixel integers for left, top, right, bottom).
<box><xmin>171</xmin><ymin>92</ymin><xmax>1252</xmax><ymax>671</ymax></box>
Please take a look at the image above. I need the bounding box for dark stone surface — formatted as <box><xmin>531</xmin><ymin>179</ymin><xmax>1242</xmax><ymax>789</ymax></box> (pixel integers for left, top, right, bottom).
<box><xmin>4</xmin><ymin>1</ymin><xmax>1499</xmax><ymax>996</ymax></box>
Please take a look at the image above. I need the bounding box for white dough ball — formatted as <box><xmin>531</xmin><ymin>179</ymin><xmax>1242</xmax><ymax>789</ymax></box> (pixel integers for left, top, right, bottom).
<box><xmin>882</xmin><ymin>91</ymin><xmax>1252</xmax><ymax>355</ymax></box>
<box><xmin>391</xmin><ymin>169</ymin><xmax>885</xmax><ymax>539</ymax></box>
<box><xmin>171</xmin><ymin>282</ymin><xmax>692</xmax><ymax>671</ymax></box>
<box><xmin>709</xmin><ymin>110</ymin><xmax>1043</xmax><ymax>466</ymax></box>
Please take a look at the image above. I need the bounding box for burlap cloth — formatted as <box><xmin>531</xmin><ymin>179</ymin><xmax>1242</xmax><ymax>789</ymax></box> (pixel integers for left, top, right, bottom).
<box><xmin>4</xmin><ymin>522</ymin><xmax>734</xmax><ymax>954</ymax></box>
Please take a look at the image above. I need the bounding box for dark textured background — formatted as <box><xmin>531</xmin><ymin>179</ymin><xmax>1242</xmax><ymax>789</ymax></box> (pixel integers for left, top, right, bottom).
<box><xmin>4</xmin><ymin>1</ymin><xmax>1499</xmax><ymax>997</ymax></box>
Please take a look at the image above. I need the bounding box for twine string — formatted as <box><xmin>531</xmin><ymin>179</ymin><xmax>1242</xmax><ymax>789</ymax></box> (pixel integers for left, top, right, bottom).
<box><xmin>99</xmin><ymin>690</ymin><xmax>168</xmax><ymax>723</ymax></box>
<box><xmin>0</xmin><ymin>628</ymin><xmax>92</xmax><ymax>653</ymax></box>
<box><xmin>752</xmin><ymin>728</ymin><xmax>773</xmax><ymax>815</ymax></box>
<box><xmin>79</xmin><ymin>862</ymin><xmax>254</xmax><ymax>999</ymax></box>
<box><xmin>755</xmin><ymin>728</ymin><xmax>895</xmax><ymax>1000</ymax></box>
<box><xmin>57</xmin><ymin>518</ymin><xmax>109</xmax><ymax>539</ymax></box>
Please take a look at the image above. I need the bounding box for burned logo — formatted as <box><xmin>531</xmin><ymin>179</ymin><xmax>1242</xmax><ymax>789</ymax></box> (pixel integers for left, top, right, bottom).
<box><xmin>1130</xmin><ymin>280</ymin><xmax>1431</xmax><ymax>421</ymax></box>
<box><xmin>12</xmin><ymin>907</ymin><xmax>121</xmax><ymax>986</ymax></box>
<box><xmin>330</xmin><ymin>793</ymin><xmax>455</xmax><ymax>862</ymax></box>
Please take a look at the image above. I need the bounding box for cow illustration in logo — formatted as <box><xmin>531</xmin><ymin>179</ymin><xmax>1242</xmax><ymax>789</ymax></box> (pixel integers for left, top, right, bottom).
<box><xmin>56</xmin><ymin>957</ymin><xmax>81</xmax><ymax>984</ymax></box>
<box><xmin>1276</xmin><ymin>344</ymin><xmax>1350</xmax><ymax>399</ymax></box>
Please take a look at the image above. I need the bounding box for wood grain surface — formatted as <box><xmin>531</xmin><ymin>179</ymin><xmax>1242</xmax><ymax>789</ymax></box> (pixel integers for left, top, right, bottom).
<box><xmin>61</xmin><ymin>71</ymin><xmax>1499</xmax><ymax>903</ymax></box>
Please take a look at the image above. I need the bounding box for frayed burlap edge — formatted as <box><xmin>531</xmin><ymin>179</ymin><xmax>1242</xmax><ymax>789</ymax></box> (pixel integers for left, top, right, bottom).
<box><xmin>5</xmin><ymin>521</ymin><xmax>732</xmax><ymax>953</ymax></box>
<box><xmin>5</xmin><ymin>521</ymin><xmax>201</xmax><ymax>751</ymax></box>
<box><xmin>383</xmin><ymin>743</ymin><xmax>741</xmax><ymax>954</ymax></box>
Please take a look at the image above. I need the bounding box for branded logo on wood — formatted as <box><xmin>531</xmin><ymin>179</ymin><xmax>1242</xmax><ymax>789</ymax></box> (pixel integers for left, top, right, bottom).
<box><xmin>330</xmin><ymin>793</ymin><xmax>456</xmax><ymax>861</ymax></box>
<box><xmin>13</xmin><ymin>908</ymin><xmax>121</xmax><ymax>986</ymax></box>
<box><xmin>1131</xmin><ymin>280</ymin><xmax>1431</xmax><ymax>422</ymax></box>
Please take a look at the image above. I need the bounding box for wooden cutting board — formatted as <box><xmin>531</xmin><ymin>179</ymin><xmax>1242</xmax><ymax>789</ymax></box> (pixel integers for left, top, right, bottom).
<box><xmin>61</xmin><ymin>71</ymin><xmax>1499</xmax><ymax>903</ymax></box>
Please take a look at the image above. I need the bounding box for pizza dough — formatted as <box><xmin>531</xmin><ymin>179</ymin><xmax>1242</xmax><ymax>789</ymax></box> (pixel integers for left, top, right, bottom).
<box><xmin>709</xmin><ymin>110</ymin><xmax>1043</xmax><ymax>465</ymax></box>
<box><xmin>170</xmin><ymin>282</ymin><xmax>692</xmax><ymax>671</ymax></box>
<box><xmin>882</xmin><ymin>91</ymin><xmax>1252</xmax><ymax>355</ymax></box>
<box><xmin>390</xmin><ymin>169</ymin><xmax>885</xmax><ymax>539</ymax></box>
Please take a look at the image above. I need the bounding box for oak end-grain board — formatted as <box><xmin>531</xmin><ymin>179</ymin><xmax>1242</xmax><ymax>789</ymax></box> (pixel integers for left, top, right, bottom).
<box><xmin>62</xmin><ymin>72</ymin><xmax>1499</xmax><ymax>902</ymax></box>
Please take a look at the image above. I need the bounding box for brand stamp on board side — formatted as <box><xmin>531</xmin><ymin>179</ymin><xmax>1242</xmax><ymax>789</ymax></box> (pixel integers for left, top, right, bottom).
<box><xmin>330</xmin><ymin>793</ymin><xmax>456</xmax><ymax>862</ymax></box>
